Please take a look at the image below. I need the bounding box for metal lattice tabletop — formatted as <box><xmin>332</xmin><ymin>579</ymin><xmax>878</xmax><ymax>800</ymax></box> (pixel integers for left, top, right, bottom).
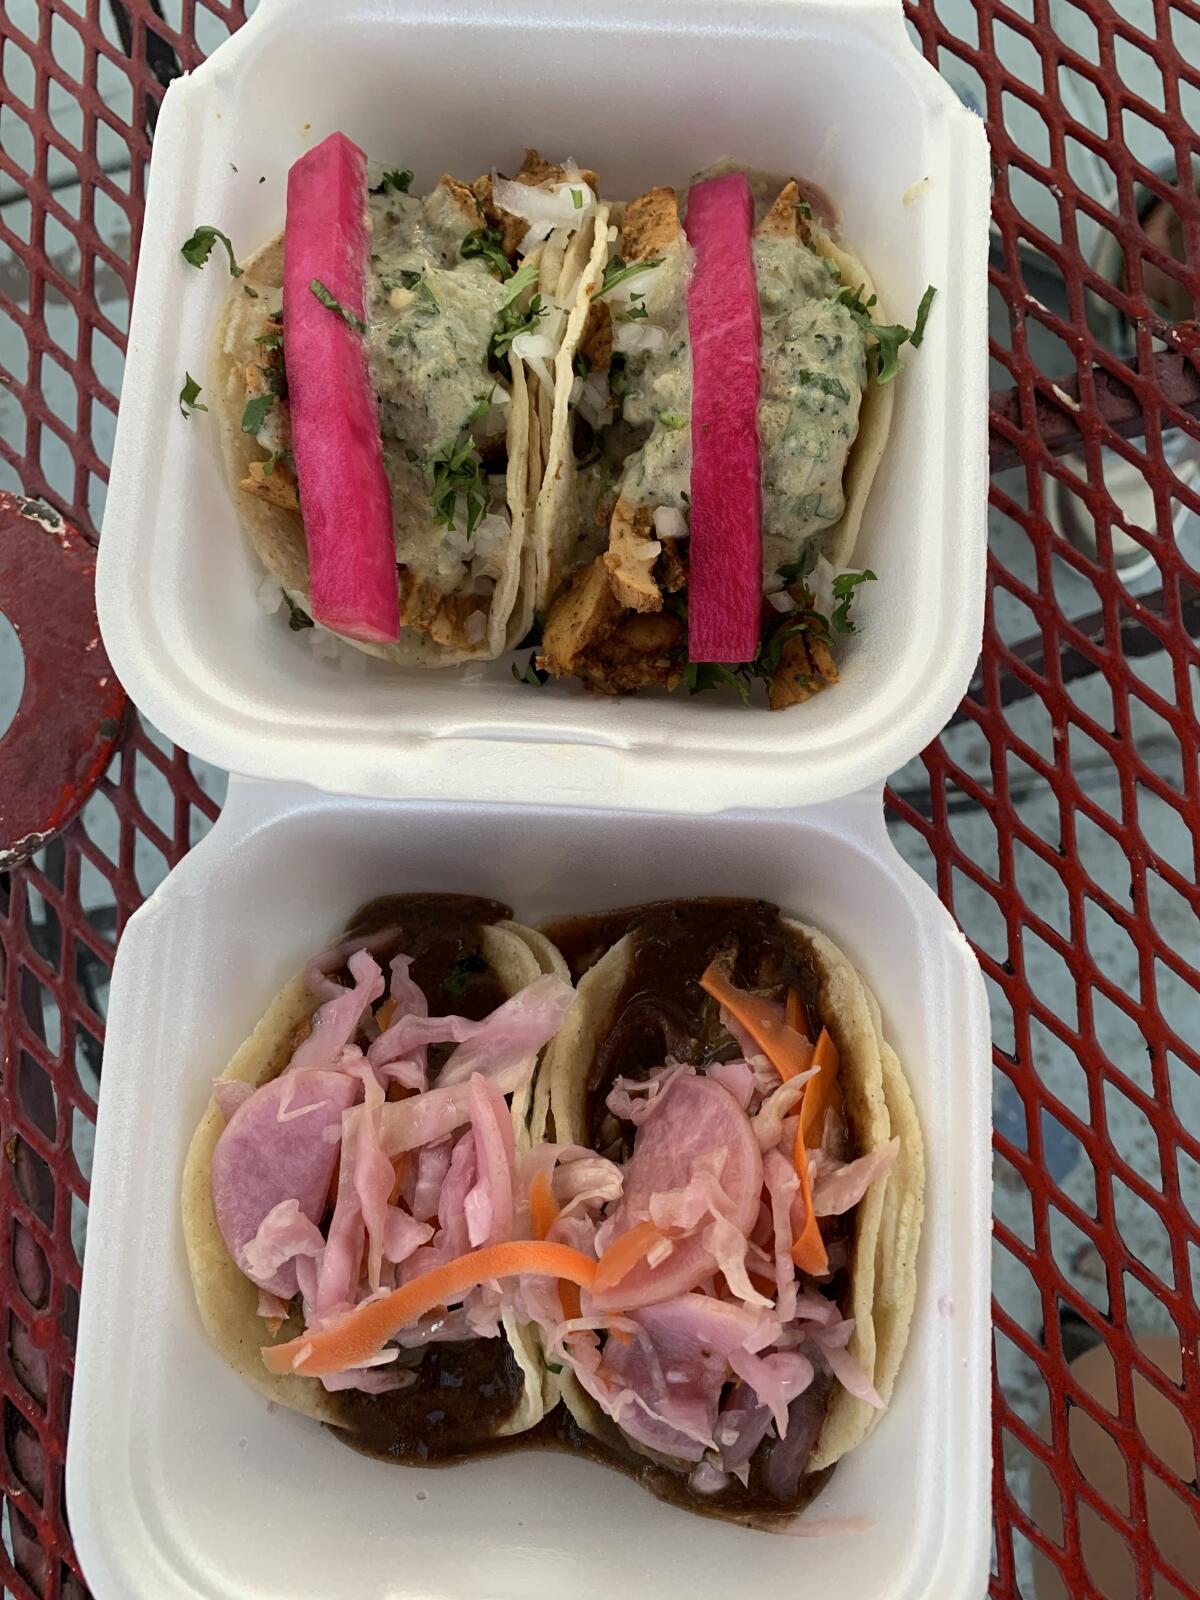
<box><xmin>1</xmin><ymin>1</ymin><xmax>1199</xmax><ymax>1596</ymax></box>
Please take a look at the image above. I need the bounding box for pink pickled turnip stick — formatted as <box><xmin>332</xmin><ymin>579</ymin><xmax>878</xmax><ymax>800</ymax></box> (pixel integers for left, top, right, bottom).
<box><xmin>284</xmin><ymin>132</ymin><xmax>400</xmax><ymax>643</ymax></box>
<box><xmin>684</xmin><ymin>172</ymin><xmax>763</xmax><ymax>664</ymax></box>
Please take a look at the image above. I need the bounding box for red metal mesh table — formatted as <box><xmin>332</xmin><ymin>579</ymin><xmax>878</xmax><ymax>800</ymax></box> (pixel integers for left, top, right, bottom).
<box><xmin>1</xmin><ymin>1</ymin><xmax>1198</xmax><ymax>1595</ymax></box>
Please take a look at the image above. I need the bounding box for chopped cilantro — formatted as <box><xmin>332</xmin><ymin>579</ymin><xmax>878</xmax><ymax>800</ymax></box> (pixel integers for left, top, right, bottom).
<box><xmin>262</xmin><ymin>446</ymin><xmax>293</xmax><ymax>476</ymax></box>
<box><xmin>242</xmin><ymin>284</ymin><xmax>259</xmax><ymax>299</ymax></box>
<box><xmin>571</xmin><ymin>187</ymin><xmax>584</xmax><ymax>210</ymax></box>
<box><xmin>777</xmin><ymin>545</ymin><xmax>819</xmax><ymax>587</ymax></box>
<box><xmin>657</xmin><ymin>410</ymin><xmax>688</xmax><ymax>430</ymax></box>
<box><xmin>617</xmin><ymin>301</ymin><xmax>648</xmax><ymax>323</ymax></box>
<box><xmin>683</xmin><ymin>661</ymin><xmax>751</xmax><ymax>705</ymax></box>
<box><xmin>466</xmin><ymin>390</ymin><xmax>495</xmax><ymax>426</ymax></box>
<box><xmin>309</xmin><ymin>278</ymin><xmax>366</xmax><ymax>333</ymax></box>
<box><xmin>429</xmin><ymin>427</ymin><xmax>489</xmax><ymax>536</ymax></box>
<box><xmin>381</xmin><ymin>168</ymin><xmax>413</xmax><ymax>193</ymax></box>
<box><xmin>909</xmin><ymin>283</ymin><xmax>937</xmax><ymax>347</ymax></box>
<box><xmin>283</xmin><ymin>592</ymin><xmax>313</xmax><ymax>631</ymax></box>
<box><xmin>178</xmin><ymin>372</ymin><xmax>207</xmax><ymax>418</ymax></box>
<box><xmin>180</xmin><ymin>224</ymin><xmax>242</xmax><ymax>276</ymax></box>
<box><xmin>445</xmin><ymin>952</ymin><xmax>486</xmax><ymax>998</ymax></box>
<box><xmin>573</xmin><ymin>351</ymin><xmax>592</xmax><ymax>379</ymax></box>
<box><xmin>490</xmin><ymin>294</ymin><xmax>546</xmax><ymax>366</ymax></box>
<box><xmin>797</xmin><ymin>368</ymin><xmax>850</xmax><ymax>403</ymax></box>
<box><xmin>498</xmin><ymin>261</ymin><xmax>541</xmax><ymax>309</ymax></box>
<box><xmin>546</xmin><ymin>1361</ymin><xmax>563</xmax><ymax>1375</ymax></box>
<box><xmin>255</xmin><ymin>327</ymin><xmax>283</xmax><ymax>350</ymax></box>
<box><xmin>795</xmin><ymin>197</ymin><xmax>814</xmax><ymax>220</ymax></box>
<box><xmin>241</xmin><ymin>392</ymin><xmax>275</xmax><ymax>434</ymax></box>
<box><xmin>835</xmin><ymin>283</ymin><xmax>937</xmax><ymax>384</ymax></box>
<box><xmin>830</xmin><ymin>569</ymin><xmax>876</xmax><ymax>634</ymax></box>
<box><xmin>461</xmin><ymin>227</ymin><xmax>513</xmax><ymax>281</ymax></box>
<box><xmin>595</xmin><ymin>255</ymin><xmax>663</xmax><ymax>298</ymax></box>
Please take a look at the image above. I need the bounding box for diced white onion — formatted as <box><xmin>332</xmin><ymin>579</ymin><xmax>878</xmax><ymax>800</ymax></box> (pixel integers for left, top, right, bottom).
<box><xmin>614</xmin><ymin>320</ymin><xmax>668</xmax><ymax>355</ymax></box>
<box><xmin>465</xmin><ymin>610</ymin><xmax>487</xmax><ymax>644</ymax></box>
<box><xmin>768</xmin><ymin>590</ymin><xmax>794</xmax><ymax>613</ymax></box>
<box><xmin>653</xmin><ymin>506</ymin><xmax>688</xmax><ymax>542</ymax></box>
<box><xmin>577</xmin><ymin>373</ymin><xmax>613</xmax><ymax>430</ymax></box>
<box><xmin>630</xmin><ymin>539</ymin><xmax>662</xmax><ymax>562</ymax></box>
<box><xmin>492</xmin><ymin>171</ymin><xmax>596</xmax><ymax>229</ymax></box>
<box><xmin>472</xmin><ymin>513</ymin><xmax>510</xmax><ymax>560</ymax></box>
<box><xmin>519</xmin><ymin>219</ymin><xmax>556</xmax><ymax>251</ymax></box>
<box><xmin>511</xmin><ymin>330</ymin><xmax>557</xmax><ymax>362</ymax></box>
<box><xmin>607</xmin><ymin>224</ymin><xmax>619</xmax><ymax>243</ymax></box>
<box><xmin>569</xmin><ymin>375</ymin><xmax>584</xmax><ymax>406</ymax></box>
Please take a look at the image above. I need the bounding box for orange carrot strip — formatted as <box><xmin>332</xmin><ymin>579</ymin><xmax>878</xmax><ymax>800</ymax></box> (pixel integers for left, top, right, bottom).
<box><xmin>803</xmin><ymin>1029</ymin><xmax>841</xmax><ymax>1137</ymax></box>
<box><xmin>790</xmin><ymin>1028</ymin><xmax>841</xmax><ymax>1275</ymax></box>
<box><xmin>790</xmin><ymin>1124</ymin><xmax>827</xmax><ymax>1276</ymax></box>
<box><xmin>262</xmin><ymin>1241</ymin><xmax>599</xmax><ymax>1377</ymax></box>
<box><xmin>376</xmin><ymin>996</ymin><xmax>398</xmax><ymax>1031</ymax></box>
<box><xmin>529</xmin><ymin>1170</ymin><xmax>559</xmax><ymax>1242</ymax></box>
<box><xmin>700</xmin><ymin>965</ymin><xmax>814</xmax><ymax>1081</ymax></box>
<box><xmin>527</xmin><ymin>1170</ymin><xmax>586</xmax><ymax>1324</ymax></box>
<box><xmin>593</xmin><ymin>1219</ymin><xmax>667</xmax><ymax>1295</ymax></box>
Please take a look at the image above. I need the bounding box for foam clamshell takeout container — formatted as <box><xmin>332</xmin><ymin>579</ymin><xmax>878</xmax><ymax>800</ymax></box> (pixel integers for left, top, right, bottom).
<box><xmin>94</xmin><ymin>0</ymin><xmax>990</xmax><ymax>813</ymax></box>
<box><xmin>69</xmin><ymin>784</ymin><xmax>991</xmax><ymax>1600</ymax></box>
<box><xmin>72</xmin><ymin>0</ymin><xmax>993</xmax><ymax>1595</ymax></box>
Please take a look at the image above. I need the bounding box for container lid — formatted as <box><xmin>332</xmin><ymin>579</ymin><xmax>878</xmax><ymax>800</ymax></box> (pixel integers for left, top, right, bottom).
<box><xmin>96</xmin><ymin>0</ymin><xmax>990</xmax><ymax>813</ymax></box>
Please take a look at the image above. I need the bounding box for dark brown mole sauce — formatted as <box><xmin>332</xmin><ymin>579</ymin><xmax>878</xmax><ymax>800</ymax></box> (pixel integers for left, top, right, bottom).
<box><xmin>346</xmin><ymin>893</ymin><xmax>511</xmax><ymax>1026</ymax></box>
<box><xmin>542</xmin><ymin>898</ymin><xmax>822</xmax><ymax>1155</ymax></box>
<box><xmin>328</xmin><ymin>894</ymin><xmax>520</xmax><ymax>1458</ymax></box>
<box><xmin>326</xmin><ymin>895</ymin><xmax>844</xmax><ymax>1526</ymax></box>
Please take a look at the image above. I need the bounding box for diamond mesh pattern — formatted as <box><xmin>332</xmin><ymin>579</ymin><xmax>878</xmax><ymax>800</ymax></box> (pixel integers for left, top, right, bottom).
<box><xmin>1</xmin><ymin>2</ymin><xmax>1198</xmax><ymax>1596</ymax></box>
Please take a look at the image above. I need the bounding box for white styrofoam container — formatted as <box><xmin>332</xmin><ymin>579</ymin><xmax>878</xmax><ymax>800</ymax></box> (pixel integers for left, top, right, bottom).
<box><xmin>67</xmin><ymin>780</ymin><xmax>991</xmax><ymax>1600</ymax></box>
<box><xmin>96</xmin><ymin>0</ymin><xmax>990</xmax><ymax>814</ymax></box>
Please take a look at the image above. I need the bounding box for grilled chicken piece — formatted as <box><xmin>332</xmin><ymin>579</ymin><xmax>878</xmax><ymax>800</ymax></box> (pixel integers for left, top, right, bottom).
<box><xmin>473</xmin><ymin>150</ymin><xmax>600</xmax><ymax>260</ymax></box>
<box><xmin>755</xmin><ymin>179</ymin><xmax>813</xmax><ymax>244</ymax></box>
<box><xmin>240</xmin><ymin>459</ymin><xmax>299</xmax><ymax>512</ymax></box>
<box><xmin>620</xmin><ymin>186</ymin><xmax>683</xmax><ymax>259</ymax></box>
<box><xmin>603</xmin><ymin>500</ymin><xmax>663</xmax><ymax>613</ymax></box>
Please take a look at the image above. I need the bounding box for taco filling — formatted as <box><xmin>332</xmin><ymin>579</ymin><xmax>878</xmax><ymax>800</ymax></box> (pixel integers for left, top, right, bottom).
<box><xmin>184</xmin><ymin>895</ymin><xmax>922</xmax><ymax>1526</ymax></box>
<box><xmin>198</xmin><ymin>145</ymin><xmax>927</xmax><ymax>702</ymax></box>
<box><xmin>532</xmin><ymin>898</ymin><xmax>923</xmax><ymax>1519</ymax></box>
<box><xmin>211</xmin><ymin>142</ymin><xmax>602</xmax><ymax>664</ymax></box>
<box><xmin>529</xmin><ymin>165</ymin><xmax>933</xmax><ymax>708</ymax></box>
<box><xmin>182</xmin><ymin>893</ymin><xmax>576</xmax><ymax>1457</ymax></box>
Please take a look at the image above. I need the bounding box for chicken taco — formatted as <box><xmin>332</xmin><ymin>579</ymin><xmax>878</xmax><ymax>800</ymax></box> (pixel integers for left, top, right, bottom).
<box><xmin>181</xmin><ymin>893</ymin><xmax>577</xmax><ymax>1457</ymax></box>
<box><xmin>526</xmin><ymin>898</ymin><xmax>924</xmax><ymax>1524</ymax></box>
<box><xmin>529</xmin><ymin>164</ymin><xmax>933</xmax><ymax>708</ymax></box>
<box><xmin>209</xmin><ymin>138</ymin><xmax>601</xmax><ymax>664</ymax></box>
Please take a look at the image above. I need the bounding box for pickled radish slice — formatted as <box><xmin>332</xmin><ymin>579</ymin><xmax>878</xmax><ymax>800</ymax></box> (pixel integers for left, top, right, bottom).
<box><xmin>683</xmin><ymin>173</ymin><xmax>762</xmax><ymax>664</ymax></box>
<box><xmin>284</xmin><ymin>132</ymin><xmax>400</xmax><ymax>643</ymax></box>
